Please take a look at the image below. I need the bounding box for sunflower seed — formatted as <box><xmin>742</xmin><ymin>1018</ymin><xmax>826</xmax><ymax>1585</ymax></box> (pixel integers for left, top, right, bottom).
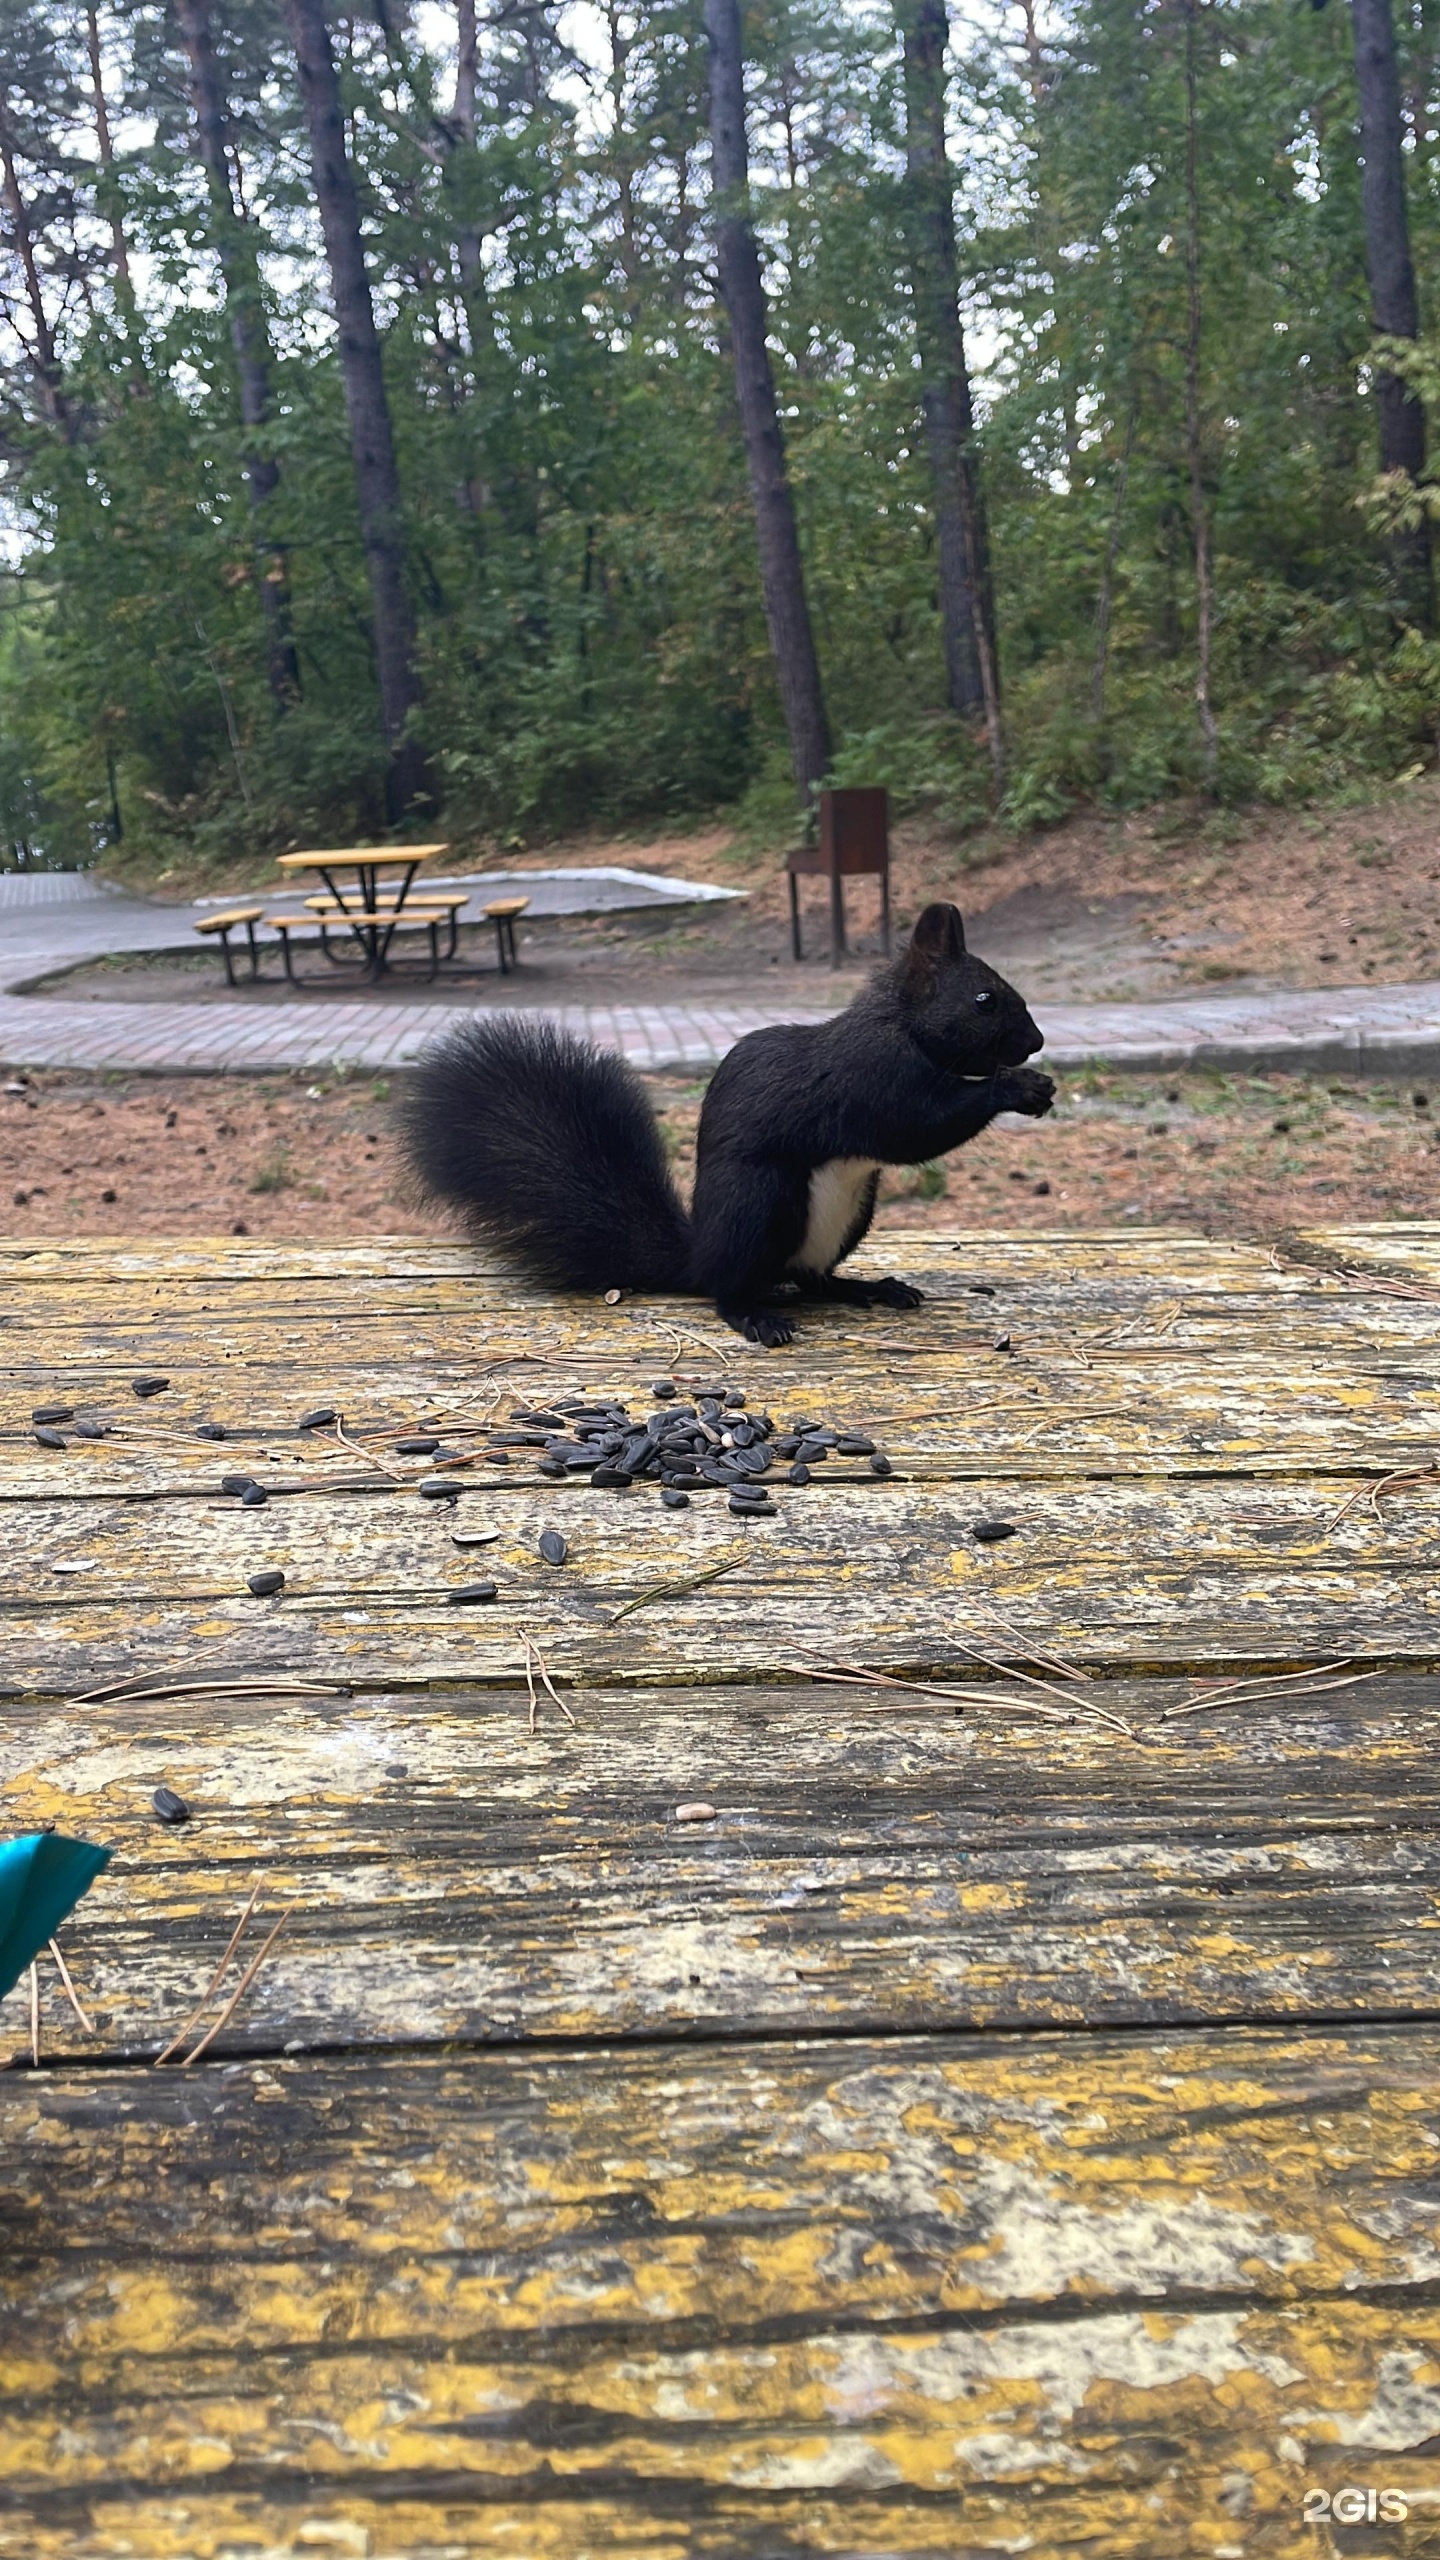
<box><xmin>649</xmin><ymin>1378</ymin><xmax>677</xmax><ymax>1399</ymax></box>
<box><xmin>661</xmin><ymin>1488</ymin><xmax>690</xmax><ymax>1508</ymax></box>
<box><xmin>131</xmin><ymin>1375</ymin><xmax>170</xmax><ymax>1398</ymax></box>
<box><xmin>221</xmin><ymin>1472</ymin><xmax>257</xmax><ymax>1496</ymax></box>
<box><xmin>451</xmin><ymin>1526</ymin><xmax>501</xmax><ymax>1546</ymax></box>
<box><xmin>972</xmin><ymin>1518</ymin><xmax>1018</xmax><ymax>1543</ymax></box>
<box><xmin>674</xmin><ymin>1801</ymin><xmax>717</xmax><ymax>1822</ymax></box>
<box><xmin>869</xmin><ymin>1453</ymin><xmax>893</xmax><ymax>1477</ymax></box>
<box><xmin>240</xmin><ymin>1485</ymin><xmax>268</xmax><ymax>1508</ymax></box>
<box><xmin>835</xmin><ymin>1435</ymin><xmax>875</xmax><ymax>1456</ymax></box>
<box><xmin>247</xmin><ymin>1569</ymin><xmax>286</xmax><ymax>1597</ymax></box>
<box><xmin>538</xmin><ymin>1529</ymin><xmax>568</xmax><ymax>1565</ymax></box>
<box><xmin>591</xmin><ymin>1466</ymin><xmax>634</xmax><ymax>1489</ymax></box>
<box><xmin>394</xmin><ymin>1436</ymin><xmax>440</xmax><ymax>1455</ymax></box>
<box><xmin>417</xmin><ymin>1478</ymin><xmax>458</xmax><ymax>1501</ymax></box>
<box><xmin>152</xmin><ymin>1785</ymin><xmax>189</xmax><ymax>1825</ymax></box>
<box><xmin>788</xmin><ymin>1461</ymin><xmax>811</xmax><ymax>1486</ymax></box>
<box><xmin>33</xmin><ymin>1427</ymin><xmax>66</xmax><ymax>1450</ymax></box>
<box><xmin>72</xmin><ymin>1421</ymin><xmax>106</xmax><ymax>1440</ymax></box>
<box><xmin>298</xmin><ymin>1406</ymin><xmax>338</xmax><ymax>1431</ymax></box>
<box><xmin>538</xmin><ymin>1460</ymin><xmax>566</xmax><ymax>1479</ymax></box>
<box><xmin>448</xmin><ymin>1580</ymin><xmax>498</xmax><ymax>1604</ymax></box>
<box><xmin>194</xmin><ymin>1423</ymin><xmax>227</xmax><ymax>1442</ymax></box>
<box><xmin>32</xmin><ymin>1404</ymin><xmax>73</xmax><ymax>1425</ymax></box>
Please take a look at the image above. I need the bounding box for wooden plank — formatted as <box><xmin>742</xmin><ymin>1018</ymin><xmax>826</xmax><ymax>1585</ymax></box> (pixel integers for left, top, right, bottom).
<box><xmin>5</xmin><ymin>1218</ymin><xmax>1439</xmax><ymax>1284</ymax></box>
<box><xmin>4</xmin><ymin>2025</ymin><xmax>1440</xmax><ymax>2555</ymax></box>
<box><xmin>7</xmin><ymin>1471</ymin><xmax>1440</xmax><ymax>1696</ymax></box>
<box><xmin>5</xmin><ymin>1229</ymin><xmax>1439</xmax><ymax>1502</ymax></box>
<box><xmin>9</xmin><ymin>1678</ymin><xmax>1440</xmax><ymax>2059</ymax></box>
<box><xmin>5</xmin><ymin>1337</ymin><xmax>1440</xmax><ymax>1493</ymax></box>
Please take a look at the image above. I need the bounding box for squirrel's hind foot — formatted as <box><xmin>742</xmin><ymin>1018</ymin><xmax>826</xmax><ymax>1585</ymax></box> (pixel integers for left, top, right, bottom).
<box><xmin>868</xmin><ymin>1275</ymin><xmax>925</xmax><ymax>1309</ymax></box>
<box><xmin>800</xmin><ymin>1272</ymin><xmax>925</xmax><ymax>1311</ymax></box>
<box><xmin>720</xmin><ymin>1302</ymin><xmax>797</xmax><ymax>1348</ymax></box>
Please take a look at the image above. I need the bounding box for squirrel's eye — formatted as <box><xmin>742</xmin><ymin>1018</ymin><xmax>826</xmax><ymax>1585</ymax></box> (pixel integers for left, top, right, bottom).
<box><xmin>974</xmin><ymin>989</ymin><xmax>994</xmax><ymax>1008</ymax></box>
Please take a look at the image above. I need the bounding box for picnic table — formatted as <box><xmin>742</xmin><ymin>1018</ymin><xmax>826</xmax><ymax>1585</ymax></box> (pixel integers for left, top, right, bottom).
<box><xmin>272</xmin><ymin>843</ymin><xmax>449</xmax><ymax>979</ymax></box>
<box><xmin>5</xmin><ymin>1221</ymin><xmax>1440</xmax><ymax>2552</ymax></box>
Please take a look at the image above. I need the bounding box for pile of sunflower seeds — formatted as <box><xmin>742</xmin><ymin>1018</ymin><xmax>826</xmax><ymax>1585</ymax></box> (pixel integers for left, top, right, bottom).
<box><xmin>482</xmin><ymin>1380</ymin><xmax>892</xmax><ymax>1521</ymax></box>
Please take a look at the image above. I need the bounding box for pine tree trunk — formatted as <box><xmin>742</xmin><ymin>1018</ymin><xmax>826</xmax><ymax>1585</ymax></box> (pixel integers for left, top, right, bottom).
<box><xmin>176</xmin><ymin>0</ymin><xmax>300</xmax><ymax>713</ymax></box>
<box><xmin>1182</xmin><ymin>0</ymin><xmax>1219</xmax><ymax>793</ymax></box>
<box><xmin>896</xmin><ymin>0</ymin><xmax>999</xmax><ymax>739</ymax></box>
<box><xmin>0</xmin><ymin>113</ymin><xmax>69</xmax><ymax>436</ymax></box>
<box><xmin>451</xmin><ymin>0</ymin><xmax>488</xmax><ymax>332</ymax></box>
<box><xmin>284</xmin><ymin>0</ymin><xmax>432</xmax><ymax>817</ymax></box>
<box><xmin>704</xmin><ymin>0</ymin><xmax>830</xmax><ymax>805</ymax></box>
<box><xmin>1091</xmin><ymin>406</ymin><xmax>1136</xmax><ymax>726</ymax></box>
<box><xmin>84</xmin><ymin>5</ymin><xmax>142</xmax><ymax>349</ymax></box>
<box><xmin>1351</xmin><ymin>0</ymin><xmax>1433</xmax><ymax>624</ymax></box>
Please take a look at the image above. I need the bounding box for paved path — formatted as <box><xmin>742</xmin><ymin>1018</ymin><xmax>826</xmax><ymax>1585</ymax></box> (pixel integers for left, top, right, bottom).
<box><xmin>6</xmin><ymin>870</ymin><xmax>1440</xmax><ymax>1078</ymax></box>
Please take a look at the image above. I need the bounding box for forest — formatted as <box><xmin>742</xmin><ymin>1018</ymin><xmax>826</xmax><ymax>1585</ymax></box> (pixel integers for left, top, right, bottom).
<box><xmin>1</xmin><ymin>0</ymin><xmax>1439</xmax><ymax>867</ymax></box>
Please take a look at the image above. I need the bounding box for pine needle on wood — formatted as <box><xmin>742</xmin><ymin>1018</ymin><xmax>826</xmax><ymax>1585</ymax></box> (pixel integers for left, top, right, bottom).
<box><xmin>75</xmin><ymin>1672</ymin><xmax>349</xmax><ymax>1705</ymax></box>
<box><xmin>1153</xmin><ymin>1662</ymin><xmax>1381</xmax><ymax>1725</ymax></box>
<box><xmin>607</xmin><ymin>1549</ymin><xmax>748</xmax><ymax>1624</ymax></box>
<box><xmin>155</xmin><ymin>1879</ymin><xmax>263</xmax><ymax>2065</ymax></box>
<box><xmin>782</xmin><ymin>1655</ymin><xmax>1078</xmax><ymax>1725</ymax></box>
<box><xmin>1326</xmin><ymin>1463</ymin><xmax>1439</xmax><ymax>1534</ymax></box>
<box><xmin>520</xmin><ymin>1632</ymin><xmax>576</xmax><ymax>1730</ymax></box>
<box><xmin>48</xmin><ymin>1937</ymin><xmax>93</xmax><ymax>2034</ymax></box>
<box><xmin>181</xmin><ymin>1911</ymin><xmax>291</xmax><ymax>2066</ymax></box>
<box><xmin>334</xmin><ymin>1415</ymin><xmax>405</xmax><ymax>1482</ymax></box>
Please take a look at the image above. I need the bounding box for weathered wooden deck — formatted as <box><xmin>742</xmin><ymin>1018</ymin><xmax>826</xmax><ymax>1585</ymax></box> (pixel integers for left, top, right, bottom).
<box><xmin>5</xmin><ymin>1225</ymin><xmax>1440</xmax><ymax>2557</ymax></box>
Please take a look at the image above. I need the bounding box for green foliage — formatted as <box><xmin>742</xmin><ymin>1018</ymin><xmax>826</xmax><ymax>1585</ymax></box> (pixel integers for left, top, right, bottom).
<box><xmin>2</xmin><ymin>0</ymin><xmax>1439</xmax><ymax>873</ymax></box>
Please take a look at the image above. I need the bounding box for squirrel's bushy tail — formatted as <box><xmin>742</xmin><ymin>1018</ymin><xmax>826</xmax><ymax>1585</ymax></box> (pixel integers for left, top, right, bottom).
<box><xmin>399</xmin><ymin>1016</ymin><xmax>691</xmax><ymax>1293</ymax></box>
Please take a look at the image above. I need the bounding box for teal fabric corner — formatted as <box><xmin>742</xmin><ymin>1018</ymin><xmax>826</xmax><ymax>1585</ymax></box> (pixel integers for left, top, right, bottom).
<box><xmin>0</xmin><ymin>1836</ymin><xmax>112</xmax><ymax>2002</ymax></box>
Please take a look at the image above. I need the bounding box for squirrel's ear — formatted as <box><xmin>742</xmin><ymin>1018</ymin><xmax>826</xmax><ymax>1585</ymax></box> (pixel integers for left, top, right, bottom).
<box><xmin>901</xmin><ymin>902</ymin><xmax>966</xmax><ymax>992</ymax></box>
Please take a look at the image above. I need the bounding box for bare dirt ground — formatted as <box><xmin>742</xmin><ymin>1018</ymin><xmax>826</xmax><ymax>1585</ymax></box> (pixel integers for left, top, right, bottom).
<box><xmin>68</xmin><ymin>778</ymin><xmax>1440</xmax><ymax>1015</ymax></box>
<box><xmin>4</xmin><ymin>1064</ymin><xmax>1435</xmax><ymax>1246</ymax></box>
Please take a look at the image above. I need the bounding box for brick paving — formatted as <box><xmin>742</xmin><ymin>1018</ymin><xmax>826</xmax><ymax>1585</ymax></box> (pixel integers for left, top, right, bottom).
<box><xmin>6</xmin><ymin>870</ymin><xmax>1440</xmax><ymax>1077</ymax></box>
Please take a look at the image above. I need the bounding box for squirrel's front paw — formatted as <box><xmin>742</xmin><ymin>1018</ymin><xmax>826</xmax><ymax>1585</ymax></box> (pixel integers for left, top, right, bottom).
<box><xmin>1002</xmin><ymin>1067</ymin><xmax>1056</xmax><ymax>1119</ymax></box>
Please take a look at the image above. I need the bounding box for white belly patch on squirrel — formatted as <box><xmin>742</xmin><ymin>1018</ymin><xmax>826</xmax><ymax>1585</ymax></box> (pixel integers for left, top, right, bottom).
<box><xmin>788</xmin><ymin>1158</ymin><xmax>880</xmax><ymax>1274</ymax></box>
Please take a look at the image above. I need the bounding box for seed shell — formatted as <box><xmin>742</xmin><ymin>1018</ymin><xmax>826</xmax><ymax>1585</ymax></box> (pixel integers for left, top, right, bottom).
<box><xmin>247</xmin><ymin>1569</ymin><xmax>286</xmax><ymax>1597</ymax></box>
<box><xmin>538</xmin><ymin>1529</ymin><xmax>568</xmax><ymax>1566</ymax></box>
<box><xmin>151</xmin><ymin>1785</ymin><xmax>189</xmax><ymax>1825</ymax></box>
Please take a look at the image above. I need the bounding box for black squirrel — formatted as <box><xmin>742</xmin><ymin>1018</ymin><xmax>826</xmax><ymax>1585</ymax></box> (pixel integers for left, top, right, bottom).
<box><xmin>399</xmin><ymin>899</ymin><xmax>1053</xmax><ymax>1346</ymax></box>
